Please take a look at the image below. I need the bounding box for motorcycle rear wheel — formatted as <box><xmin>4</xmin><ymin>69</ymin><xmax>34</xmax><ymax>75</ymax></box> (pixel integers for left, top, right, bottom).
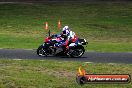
<box><xmin>70</xmin><ymin>46</ymin><xmax>85</xmax><ymax>58</ymax></box>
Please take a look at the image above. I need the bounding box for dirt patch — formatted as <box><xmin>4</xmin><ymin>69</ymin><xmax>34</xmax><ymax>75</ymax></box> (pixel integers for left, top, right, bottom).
<box><xmin>12</xmin><ymin>66</ymin><xmax>76</xmax><ymax>78</ymax></box>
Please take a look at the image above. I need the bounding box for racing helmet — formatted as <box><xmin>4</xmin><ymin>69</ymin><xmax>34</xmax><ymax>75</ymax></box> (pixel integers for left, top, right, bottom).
<box><xmin>62</xmin><ymin>26</ymin><xmax>70</xmax><ymax>36</ymax></box>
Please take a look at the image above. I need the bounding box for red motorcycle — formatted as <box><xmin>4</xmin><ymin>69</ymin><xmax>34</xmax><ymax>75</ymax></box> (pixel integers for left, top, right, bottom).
<box><xmin>37</xmin><ymin>34</ymin><xmax>88</xmax><ymax>57</ymax></box>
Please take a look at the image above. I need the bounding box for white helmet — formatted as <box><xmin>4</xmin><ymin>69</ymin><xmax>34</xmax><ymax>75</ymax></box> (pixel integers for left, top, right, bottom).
<box><xmin>62</xmin><ymin>26</ymin><xmax>70</xmax><ymax>36</ymax></box>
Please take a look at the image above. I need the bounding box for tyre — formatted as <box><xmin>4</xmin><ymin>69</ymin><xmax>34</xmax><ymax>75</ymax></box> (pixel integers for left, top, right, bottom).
<box><xmin>70</xmin><ymin>46</ymin><xmax>85</xmax><ymax>58</ymax></box>
<box><xmin>37</xmin><ymin>45</ymin><xmax>48</xmax><ymax>56</ymax></box>
<box><xmin>76</xmin><ymin>76</ymin><xmax>86</xmax><ymax>85</ymax></box>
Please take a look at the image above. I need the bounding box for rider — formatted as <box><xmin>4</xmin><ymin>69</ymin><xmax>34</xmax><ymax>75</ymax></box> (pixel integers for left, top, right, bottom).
<box><xmin>54</xmin><ymin>26</ymin><xmax>78</xmax><ymax>52</ymax></box>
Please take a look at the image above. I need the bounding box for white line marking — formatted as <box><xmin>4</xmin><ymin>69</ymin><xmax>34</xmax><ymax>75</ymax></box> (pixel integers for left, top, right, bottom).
<box><xmin>84</xmin><ymin>62</ymin><xmax>93</xmax><ymax>63</ymax></box>
<box><xmin>13</xmin><ymin>59</ymin><xmax>22</xmax><ymax>61</ymax></box>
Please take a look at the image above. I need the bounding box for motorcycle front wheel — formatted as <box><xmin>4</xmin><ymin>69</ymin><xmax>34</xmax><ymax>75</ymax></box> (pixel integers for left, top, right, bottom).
<box><xmin>37</xmin><ymin>45</ymin><xmax>49</xmax><ymax>56</ymax></box>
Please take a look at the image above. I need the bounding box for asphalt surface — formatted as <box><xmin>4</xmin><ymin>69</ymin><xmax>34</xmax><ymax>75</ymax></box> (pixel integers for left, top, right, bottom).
<box><xmin>0</xmin><ymin>49</ymin><xmax>132</xmax><ymax>64</ymax></box>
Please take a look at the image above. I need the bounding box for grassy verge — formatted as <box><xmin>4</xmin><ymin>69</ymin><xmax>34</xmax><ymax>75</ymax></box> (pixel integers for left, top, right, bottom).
<box><xmin>0</xmin><ymin>2</ymin><xmax>132</xmax><ymax>52</ymax></box>
<box><xmin>0</xmin><ymin>59</ymin><xmax>131</xmax><ymax>88</ymax></box>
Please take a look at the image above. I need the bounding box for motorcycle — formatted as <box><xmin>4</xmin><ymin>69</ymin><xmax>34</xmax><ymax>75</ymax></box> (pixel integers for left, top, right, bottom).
<box><xmin>37</xmin><ymin>34</ymin><xmax>88</xmax><ymax>58</ymax></box>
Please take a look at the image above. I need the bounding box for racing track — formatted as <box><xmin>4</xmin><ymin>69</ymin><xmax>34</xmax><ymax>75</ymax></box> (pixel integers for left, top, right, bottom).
<box><xmin>0</xmin><ymin>49</ymin><xmax>132</xmax><ymax>64</ymax></box>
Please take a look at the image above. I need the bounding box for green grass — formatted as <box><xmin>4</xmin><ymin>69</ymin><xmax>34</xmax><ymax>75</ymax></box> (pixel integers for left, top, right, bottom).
<box><xmin>0</xmin><ymin>59</ymin><xmax>131</xmax><ymax>88</ymax></box>
<box><xmin>0</xmin><ymin>2</ymin><xmax>132</xmax><ymax>52</ymax></box>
